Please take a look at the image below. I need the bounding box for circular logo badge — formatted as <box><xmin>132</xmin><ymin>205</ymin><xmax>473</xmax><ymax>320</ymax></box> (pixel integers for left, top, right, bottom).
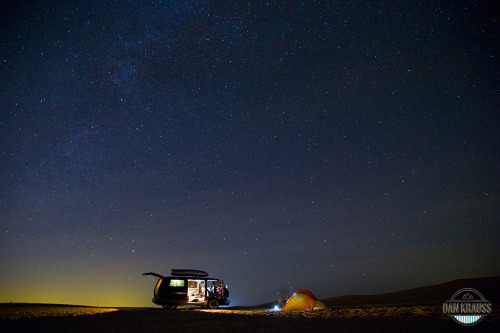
<box><xmin>443</xmin><ymin>288</ymin><xmax>492</xmax><ymax>326</ymax></box>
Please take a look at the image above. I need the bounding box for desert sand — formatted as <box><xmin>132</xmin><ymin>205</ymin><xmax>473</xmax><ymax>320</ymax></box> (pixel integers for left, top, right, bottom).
<box><xmin>1</xmin><ymin>303</ymin><xmax>499</xmax><ymax>332</ymax></box>
<box><xmin>2</xmin><ymin>277</ymin><xmax>499</xmax><ymax>332</ymax></box>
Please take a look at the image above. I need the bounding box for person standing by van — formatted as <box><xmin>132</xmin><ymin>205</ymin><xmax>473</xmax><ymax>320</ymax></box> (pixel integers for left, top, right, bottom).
<box><xmin>219</xmin><ymin>280</ymin><xmax>225</xmax><ymax>299</ymax></box>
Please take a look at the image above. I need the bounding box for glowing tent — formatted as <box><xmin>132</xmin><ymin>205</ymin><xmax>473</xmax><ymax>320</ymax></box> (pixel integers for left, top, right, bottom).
<box><xmin>281</xmin><ymin>289</ymin><xmax>327</xmax><ymax>311</ymax></box>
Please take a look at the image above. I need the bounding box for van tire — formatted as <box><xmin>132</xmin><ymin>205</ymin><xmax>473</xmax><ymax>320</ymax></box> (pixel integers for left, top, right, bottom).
<box><xmin>208</xmin><ymin>299</ymin><xmax>219</xmax><ymax>309</ymax></box>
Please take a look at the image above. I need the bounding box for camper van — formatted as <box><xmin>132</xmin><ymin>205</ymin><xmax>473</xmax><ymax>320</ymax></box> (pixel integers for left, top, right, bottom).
<box><xmin>143</xmin><ymin>269</ymin><xmax>230</xmax><ymax>309</ymax></box>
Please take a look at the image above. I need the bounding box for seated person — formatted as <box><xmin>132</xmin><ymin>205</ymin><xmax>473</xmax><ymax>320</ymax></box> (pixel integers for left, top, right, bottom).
<box><xmin>208</xmin><ymin>282</ymin><xmax>216</xmax><ymax>297</ymax></box>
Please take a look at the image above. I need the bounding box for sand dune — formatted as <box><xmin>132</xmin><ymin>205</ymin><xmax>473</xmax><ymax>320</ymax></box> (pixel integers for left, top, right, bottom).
<box><xmin>323</xmin><ymin>276</ymin><xmax>500</xmax><ymax>307</ymax></box>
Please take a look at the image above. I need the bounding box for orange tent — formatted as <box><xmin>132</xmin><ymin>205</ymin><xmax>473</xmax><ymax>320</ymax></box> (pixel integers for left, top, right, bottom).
<box><xmin>281</xmin><ymin>289</ymin><xmax>327</xmax><ymax>311</ymax></box>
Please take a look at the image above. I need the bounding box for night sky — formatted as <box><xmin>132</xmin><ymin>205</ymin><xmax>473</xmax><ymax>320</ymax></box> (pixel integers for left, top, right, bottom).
<box><xmin>1</xmin><ymin>1</ymin><xmax>499</xmax><ymax>307</ymax></box>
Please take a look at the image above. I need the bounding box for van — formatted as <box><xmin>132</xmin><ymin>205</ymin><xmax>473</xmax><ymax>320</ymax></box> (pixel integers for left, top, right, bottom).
<box><xmin>143</xmin><ymin>269</ymin><xmax>230</xmax><ymax>309</ymax></box>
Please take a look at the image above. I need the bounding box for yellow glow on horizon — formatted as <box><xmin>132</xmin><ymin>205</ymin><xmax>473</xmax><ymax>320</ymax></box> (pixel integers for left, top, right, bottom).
<box><xmin>0</xmin><ymin>271</ymin><xmax>157</xmax><ymax>308</ymax></box>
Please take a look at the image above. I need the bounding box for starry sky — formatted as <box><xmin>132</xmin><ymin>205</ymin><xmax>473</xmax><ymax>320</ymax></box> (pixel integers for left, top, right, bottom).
<box><xmin>1</xmin><ymin>0</ymin><xmax>499</xmax><ymax>307</ymax></box>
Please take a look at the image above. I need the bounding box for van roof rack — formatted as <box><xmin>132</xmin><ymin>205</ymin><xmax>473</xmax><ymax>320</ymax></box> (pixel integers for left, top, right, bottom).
<box><xmin>171</xmin><ymin>269</ymin><xmax>209</xmax><ymax>277</ymax></box>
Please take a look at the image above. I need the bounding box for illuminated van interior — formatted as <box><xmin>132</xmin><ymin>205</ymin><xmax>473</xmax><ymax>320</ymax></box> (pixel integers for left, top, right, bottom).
<box><xmin>187</xmin><ymin>280</ymin><xmax>206</xmax><ymax>303</ymax></box>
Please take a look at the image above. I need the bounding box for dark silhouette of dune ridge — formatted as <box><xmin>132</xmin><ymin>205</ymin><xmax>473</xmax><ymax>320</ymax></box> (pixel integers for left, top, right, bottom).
<box><xmin>322</xmin><ymin>276</ymin><xmax>500</xmax><ymax>307</ymax></box>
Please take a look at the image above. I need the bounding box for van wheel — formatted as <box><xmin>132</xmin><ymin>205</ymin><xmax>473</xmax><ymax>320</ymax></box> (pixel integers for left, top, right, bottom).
<box><xmin>208</xmin><ymin>299</ymin><xmax>219</xmax><ymax>309</ymax></box>
<box><xmin>162</xmin><ymin>304</ymin><xmax>177</xmax><ymax>310</ymax></box>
